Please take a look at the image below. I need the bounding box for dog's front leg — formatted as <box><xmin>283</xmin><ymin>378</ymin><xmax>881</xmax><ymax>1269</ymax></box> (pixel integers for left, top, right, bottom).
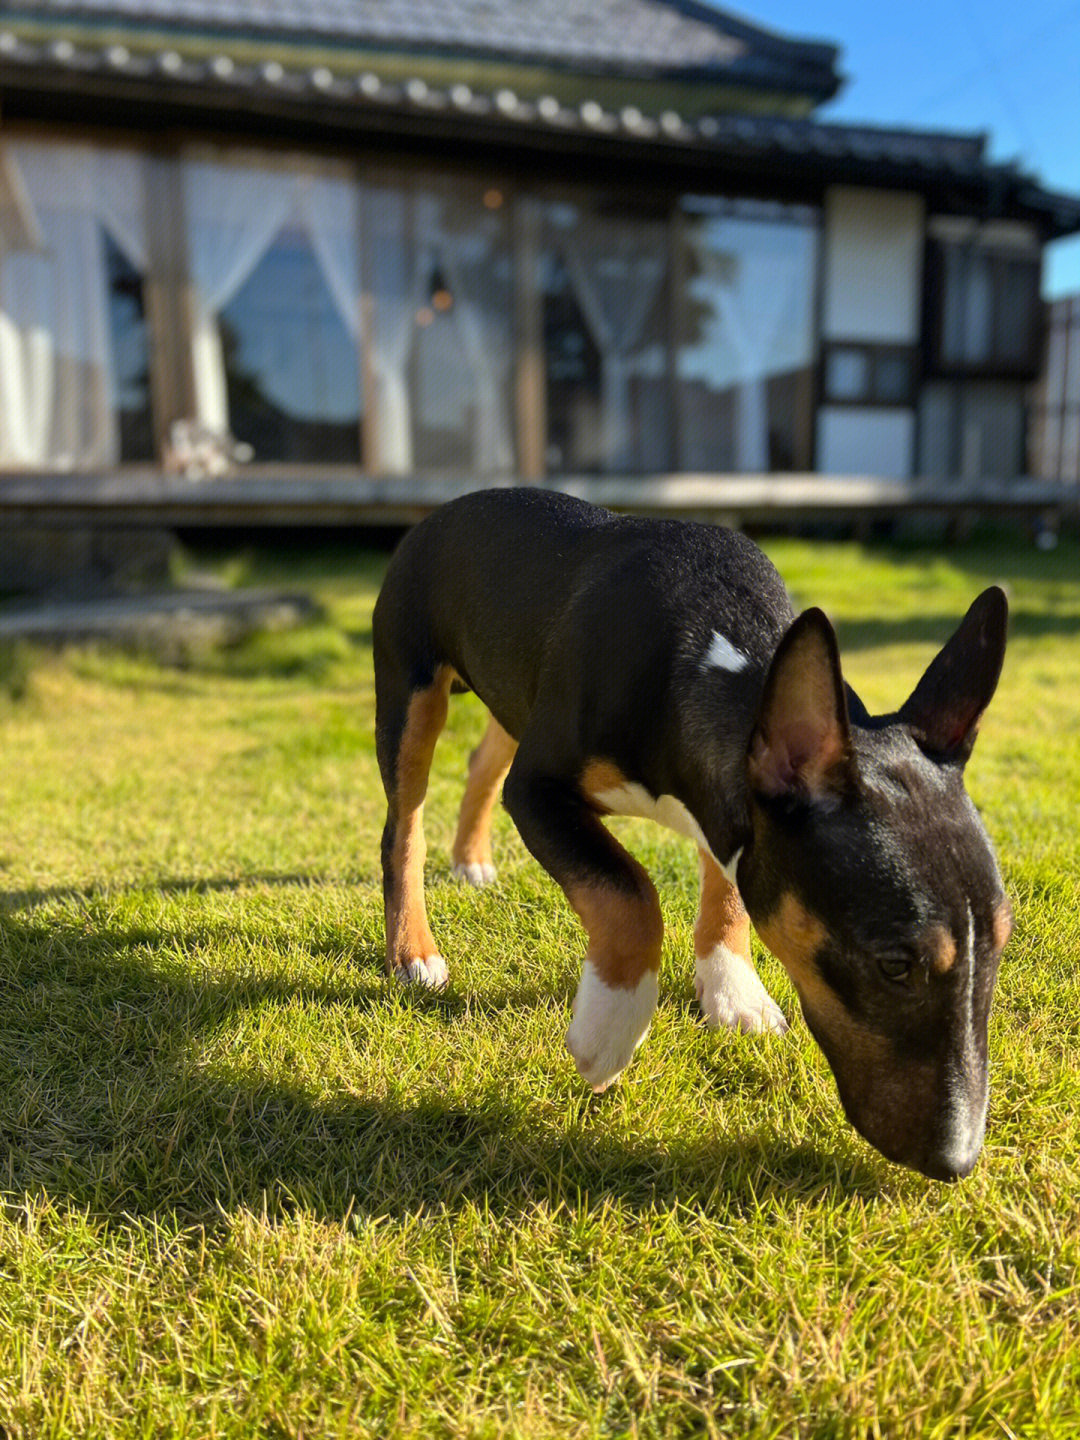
<box><xmin>694</xmin><ymin>848</ymin><xmax>787</xmax><ymax>1034</ymax></box>
<box><xmin>503</xmin><ymin>761</ymin><xmax>662</xmax><ymax>1091</ymax></box>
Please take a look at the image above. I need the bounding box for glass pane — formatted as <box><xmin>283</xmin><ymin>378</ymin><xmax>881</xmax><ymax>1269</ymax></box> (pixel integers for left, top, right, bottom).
<box><xmin>366</xmin><ymin>179</ymin><xmax>513</xmax><ymax>476</ymax></box>
<box><xmin>676</xmin><ymin>198</ymin><xmax>818</xmax><ymax>472</ymax></box>
<box><xmin>962</xmin><ymin>252</ymin><xmax>994</xmax><ymax>365</ymax></box>
<box><xmin>220</xmin><ymin>223</ymin><xmax>361</xmax><ymax>463</ymax></box>
<box><xmin>539</xmin><ymin>197</ymin><xmax>670</xmax><ymax>474</ymax></box>
<box><xmin>874</xmin><ymin>351</ymin><xmax>913</xmax><ymax>404</ymax></box>
<box><xmin>0</xmin><ymin>140</ymin><xmax>148</xmax><ymax>470</ymax></box>
<box><xmin>103</xmin><ymin>230</ymin><xmax>154</xmax><ymax>462</ymax></box>
<box><xmin>542</xmin><ymin>248</ymin><xmax>604</xmax><ymax>472</ymax></box>
<box><xmin>825</xmin><ymin>347</ymin><xmax>870</xmax><ymax>401</ymax></box>
<box><xmin>917</xmin><ymin>382</ymin><xmax>958</xmax><ymax>478</ymax></box>
<box><xmin>413</xmin><ymin>186</ymin><xmax>514</xmax><ymax>474</ymax></box>
<box><xmin>959</xmin><ymin>381</ymin><xmax>1024</xmax><ymax>478</ymax></box>
<box><xmin>940</xmin><ymin>246</ymin><xmax>968</xmax><ymax>365</ymax></box>
<box><xmin>995</xmin><ymin>258</ymin><xmax>1038</xmax><ymax>366</ymax></box>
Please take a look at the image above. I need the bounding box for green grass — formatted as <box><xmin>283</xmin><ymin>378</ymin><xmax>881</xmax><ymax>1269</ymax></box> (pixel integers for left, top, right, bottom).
<box><xmin>1</xmin><ymin>526</ymin><xmax>1079</xmax><ymax>1438</ymax></box>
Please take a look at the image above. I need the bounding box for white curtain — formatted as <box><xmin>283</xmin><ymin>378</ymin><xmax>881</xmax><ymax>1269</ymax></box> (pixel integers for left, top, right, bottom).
<box><xmin>418</xmin><ymin>191</ymin><xmax>514</xmax><ymax>474</ymax></box>
<box><xmin>562</xmin><ymin>220</ymin><xmax>666</xmax><ymax>471</ymax></box>
<box><xmin>183</xmin><ymin>156</ymin><xmax>362</xmax><ymax>437</ymax></box>
<box><xmin>715</xmin><ymin>266</ymin><xmax>798</xmax><ymax>472</ymax></box>
<box><xmin>0</xmin><ymin>140</ymin><xmax>148</xmax><ymax>469</ymax></box>
<box><xmin>366</xmin><ymin>186</ymin><xmax>425</xmax><ymax>474</ymax></box>
<box><xmin>679</xmin><ymin>210</ymin><xmax>818</xmax><ymax>473</ymax></box>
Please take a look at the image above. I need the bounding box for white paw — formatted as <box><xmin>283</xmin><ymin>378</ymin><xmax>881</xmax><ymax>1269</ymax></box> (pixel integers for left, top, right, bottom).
<box><xmin>399</xmin><ymin>954</ymin><xmax>449</xmax><ymax>990</ymax></box>
<box><xmin>565</xmin><ymin>960</ymin><xmax>658</xmax><ymax>1092</ymax></box>
<box><xmin>452</xmin><ymin>861</ymin><xmax>497</xmax><ymax>887</ymax></box>
<box><xmin>695</xmin><ymin>944</ymin><xmax>788</xmax><ymax>1035</ymax></box>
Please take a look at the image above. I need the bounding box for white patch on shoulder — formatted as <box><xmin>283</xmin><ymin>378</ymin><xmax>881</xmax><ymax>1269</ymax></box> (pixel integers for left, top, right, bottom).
<box><xmin>719</xmin><ymin>846</ymin><xmax>743</xmax><ymax>887</ymax></box>
<box><xmin>594</xmin><ymin>784</ymin><xmax>742</xmax><ymax>887</ymax></box>
<box><xmin>695</xmin><ymin>943</ymin><xmax>787</xmax><ymax>1034</ymax></box>
<box><xmin>565</xmin><ymin>959</ymin><xmax>658</xmax><ymax>1092</ymax></box>
<box><xmin>399</xmin><ymin>955</ymin><xmax>449</xmax><ymax>990</ymax></box>
<box><xmin>703</xmin><ymin>631</ymin><xmax>751</xmax><ymax>674</ymax></box>
<box><xmin>595</xmin><ymin>783</ymin><xmax>707</xmax><ymax>847</ymax></box>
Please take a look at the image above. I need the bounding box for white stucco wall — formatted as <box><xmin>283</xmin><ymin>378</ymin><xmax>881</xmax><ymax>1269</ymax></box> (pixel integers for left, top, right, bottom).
<box><xmin>817</xmin><ymin>408</ymin><xmax>915</xmax><ymax>481</ymax></box>
<box><xmin>817</xmin><ymin>186</ymin><xmax>925</xmax><ymax>478</ymax></box>
<box><xmin>822</xmin><ymin>187</ymin><xmax>924</xmax><ymax>343</ymax></box>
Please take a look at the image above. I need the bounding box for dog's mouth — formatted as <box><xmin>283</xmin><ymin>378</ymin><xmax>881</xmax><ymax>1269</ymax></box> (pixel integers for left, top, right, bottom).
<box><xmin>802</xmin><ymin>1005</ymin><xmax>988</xmax><ymax>1181</ymax></box>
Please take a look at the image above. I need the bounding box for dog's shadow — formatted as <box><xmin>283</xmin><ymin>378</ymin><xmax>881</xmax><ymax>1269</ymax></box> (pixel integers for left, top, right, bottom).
<box><xmin>0</xmin><ymin>880</ymin><xmax>882</xmax><ymax>1226</ymax></box>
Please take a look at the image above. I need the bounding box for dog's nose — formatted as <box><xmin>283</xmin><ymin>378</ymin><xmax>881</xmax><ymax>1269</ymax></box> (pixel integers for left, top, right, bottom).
<box><xmin>916</xmin><ymin>1135</ymin><xmax>982</xmax><ymax>1183</ymax></box>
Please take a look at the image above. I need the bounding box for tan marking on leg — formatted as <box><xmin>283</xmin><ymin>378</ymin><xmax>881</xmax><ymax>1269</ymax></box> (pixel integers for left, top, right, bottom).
<box><xmin>452</xmin><ymin>714</ymin><xmax>517</xmax><ymax>879</ymax></box>
<box><xmin>694</xmin><ymin>849</ymin><xmax>787</xmax><ymax>1033</ymax></box>
<box><xmin>695</xmin><ymin>848</ymin><xmax>751</xmax><ymax>961</ymax></box>
<box><xmin>579</xmin><ymin>758</ymin><xmax>628</xmax><ymax>812</ymax></box>
<box><xmin>386</xmin><ymin>668</ymin><xmax>453</xmax><ymax>978</ymax></box>
<box><xmin>565</xmin><ymin>860</ymin><xmax>663</xmax><ymax>990</ymax></box>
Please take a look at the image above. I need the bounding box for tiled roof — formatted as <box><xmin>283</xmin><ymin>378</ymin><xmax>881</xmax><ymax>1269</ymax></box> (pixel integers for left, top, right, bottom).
<box><xmin>1</xmin><ymin>6</ymin><xmax>1078</xmax><ymax>236</ymax></box>
<box><xmin>2</xmin><ymin>0</ymin><xmax>840</xmax><ymax>95</ymax></box>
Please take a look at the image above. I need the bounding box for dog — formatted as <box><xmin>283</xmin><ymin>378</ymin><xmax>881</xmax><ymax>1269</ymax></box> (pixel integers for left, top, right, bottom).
<box><xmin>373</xmin><ymin>488</ymin><xmax>1012</xmax><ymax>1180</ymax></box>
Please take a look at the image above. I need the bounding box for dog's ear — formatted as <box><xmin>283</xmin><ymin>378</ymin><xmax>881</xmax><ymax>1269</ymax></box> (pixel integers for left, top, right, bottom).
<box><xmin>748</xmin><ymin>608</ymin><xmax>854</xmax><ymax>803</ymax></box>
<box><xmin>898</xmin><ymin>586</ymin><xmax>1008</xmax><ymax>765</ymax></box>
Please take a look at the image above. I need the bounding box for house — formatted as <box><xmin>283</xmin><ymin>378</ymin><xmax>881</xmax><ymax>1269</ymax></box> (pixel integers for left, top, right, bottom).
<box><xmin>1</xmin><ymin>0</ymin><xmax>1079</xmax><ymax>518</ymax></box>
<box><xmin>1031</xmin><ymin>294</ymin><xmax>1080</xmax><ymax>485</ymax></box>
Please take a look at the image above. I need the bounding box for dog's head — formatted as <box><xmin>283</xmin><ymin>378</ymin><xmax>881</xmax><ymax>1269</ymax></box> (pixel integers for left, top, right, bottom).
<box><xmin>738</xmin><ymin>588</ymin><xmax>1011</xmax><ymax>1180</ymax></box>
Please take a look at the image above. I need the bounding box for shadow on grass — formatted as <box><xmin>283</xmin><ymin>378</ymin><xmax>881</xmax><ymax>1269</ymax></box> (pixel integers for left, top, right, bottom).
<box><xmin>834</xmin><ymin>607</ymin><xmax>1080</xmax><ymax>654</ymax></box>
<box><xmin>0</xmin><ymin>893</ymin><xmax>881</xmax><ymax>1227</ymax></box>
<box><xmin>0</xmin><ymin>872</ymin><xmax>338</xmax><ymax>912</ymax></box>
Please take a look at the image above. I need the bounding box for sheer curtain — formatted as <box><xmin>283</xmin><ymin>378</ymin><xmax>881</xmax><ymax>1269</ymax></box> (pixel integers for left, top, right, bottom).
<box><xmin>678</xmin><ymin>206</ymin><xmax>818</xmax><ymax>473</ymax></box>
<box><xmin>419</xmin><ymin>190</ymin><xmax>514</xmax><ymax>474</ymax></box>
<box><xmin>0</xmin><ymin>140</ymin><xmax>148</xmax><ymax>469</ymax></box>
<box><xmin>183</xmin><ymin>153</ymin><xmax>362</xmax><ymax>438</ymax></box>
<box><xmin>561</xmin><ymin>216</ymin><xmax>666</xmax><ymax>471</ymax></box>
<box><xmin>366</xmin><ymin>186</ymin><xmax>425</xmax><ymax>474</ymax></box>
<box><xmin>714</xmin><ymin>262</ymin><xmax>799</xmax><ymax>472</ymax></box>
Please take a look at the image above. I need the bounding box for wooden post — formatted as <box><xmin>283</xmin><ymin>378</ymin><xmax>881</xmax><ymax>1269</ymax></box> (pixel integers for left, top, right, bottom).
<box><xmin>142</xmin><ymin>148</ymin><xmax>196</xmax><ymax>455</ymax></box>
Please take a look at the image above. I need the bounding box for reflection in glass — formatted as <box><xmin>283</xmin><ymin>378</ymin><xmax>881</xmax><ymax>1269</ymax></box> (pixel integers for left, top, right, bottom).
<box><xmin>104</xmin><ymin>231</ymin><xmax>154</xmax><ymax>462</ymax></box>
<box><xmin>676</xmin><ymin>199</ymin><xmax>818</xmax><ymax>472</ymax></box>
<box><xmin>183</xmin><ymin>154</ymin><xmax>362</xmax><ymax>461</ymax></box>
<box><xmin>539</xmin><ymin>198</ymin><xmax>670</xmax><ymax>474</ymax></box>
<box><xmin>220</xmin><ymin>223</ymin><xmax>361</xmax><ymax>463</ymax></box>
<box><xmin>367</xmin><ymin>180</ymin><xmax>514</xmax><ymax>475</ymax></box>
<box><xmin>0</xmin><ymin>140</ymin><xmax>149</xmax><ymax>469</ymax></box>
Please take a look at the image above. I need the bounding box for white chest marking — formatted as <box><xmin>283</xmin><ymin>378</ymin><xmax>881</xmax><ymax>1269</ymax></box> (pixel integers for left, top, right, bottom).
<box><xmin>703</xmin><ymin>631</ymin><xmax>751</xmax><ymax>674</ymax></box>
<box><xmin>594</xmin><ymin>783</ymin><xmax>741</xmax><ymax>885</ymax></box>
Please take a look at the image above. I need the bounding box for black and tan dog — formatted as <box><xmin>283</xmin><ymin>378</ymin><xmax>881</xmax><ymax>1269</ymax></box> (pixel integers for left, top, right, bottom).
<box><xmin>373</xmin><ymin>488</ymin><xmax>1012</xmax><ymax>1179</ymax></box>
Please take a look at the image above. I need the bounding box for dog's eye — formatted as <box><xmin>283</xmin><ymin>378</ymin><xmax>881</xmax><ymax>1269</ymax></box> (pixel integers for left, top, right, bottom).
<box><xmin>877</xmin><ymin>955</ymin><xmax>913</xmax><ymax>984</ymax></box>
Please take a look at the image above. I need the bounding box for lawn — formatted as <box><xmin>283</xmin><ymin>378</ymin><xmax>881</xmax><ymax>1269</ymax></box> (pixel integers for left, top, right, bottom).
<box><xmin>1</xmin><ymin>522</ymin><xmax>1078</xmax><ymax>1438</ymax></box>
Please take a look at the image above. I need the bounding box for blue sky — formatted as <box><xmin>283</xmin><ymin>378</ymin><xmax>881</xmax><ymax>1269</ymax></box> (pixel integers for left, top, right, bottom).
<box><xmin>721</xmin><ymin>0</ymin><xmax>1080</xmax><ymax>297</ymax></box>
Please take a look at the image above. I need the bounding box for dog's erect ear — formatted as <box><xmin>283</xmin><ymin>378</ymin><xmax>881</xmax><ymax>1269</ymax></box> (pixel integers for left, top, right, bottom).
<box><xmin>748</xmin><ymin>608</ymin><xmax>854</xmax><ymax>802</ymax></box>
<box><xmin>898</xmin><ymin>586</ymin><xmax>1008</xmax><ymax>765</ymax></box>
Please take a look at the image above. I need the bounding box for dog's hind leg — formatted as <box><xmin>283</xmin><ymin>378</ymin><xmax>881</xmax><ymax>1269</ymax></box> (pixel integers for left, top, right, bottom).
<box><xmin>694</xmin><ymin>848</ymin><xmax>787</xmax><ymax>1034</ymax></box>
<box><xmin>503</xmin><ymin>757</ymin><xmax>663</xmax><ymax>1091</ymax></box>
<box><xmin>376</xmin><ymin>663</ymin><xmax>454</xmax><ymax>988</ymax></box>
<box><xmin>452</xmin><ymin>715</ymin><xmax>518</xmax><ymax>887</ymax></box>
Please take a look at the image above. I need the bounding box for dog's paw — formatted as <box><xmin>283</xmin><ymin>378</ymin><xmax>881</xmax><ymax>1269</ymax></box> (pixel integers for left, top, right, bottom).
<box><xmin>451</xmin><ymin>861</ymin><xmax>497</xmax><ymax>887</ymax></box>
<box><xmin>565</xmin><ymin>960</ymin><xmax>658</xmax><ymax>1092</ymax></box>
<box><xmin>398</xmin><ymin>955</ymin><xmax>450</xmax><ymax>990</ymax></box>
<box><xmin>695</xmin><ymin>945</ymin><xmax>788</xmax><ymax>1035</ymax></box>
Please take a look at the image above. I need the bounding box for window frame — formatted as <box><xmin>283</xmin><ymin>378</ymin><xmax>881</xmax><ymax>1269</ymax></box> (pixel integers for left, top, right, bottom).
<box><xmin>923</xmin><ymin>237</ymin><xmax>1043</xmax><ymax>381</ymax></box>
